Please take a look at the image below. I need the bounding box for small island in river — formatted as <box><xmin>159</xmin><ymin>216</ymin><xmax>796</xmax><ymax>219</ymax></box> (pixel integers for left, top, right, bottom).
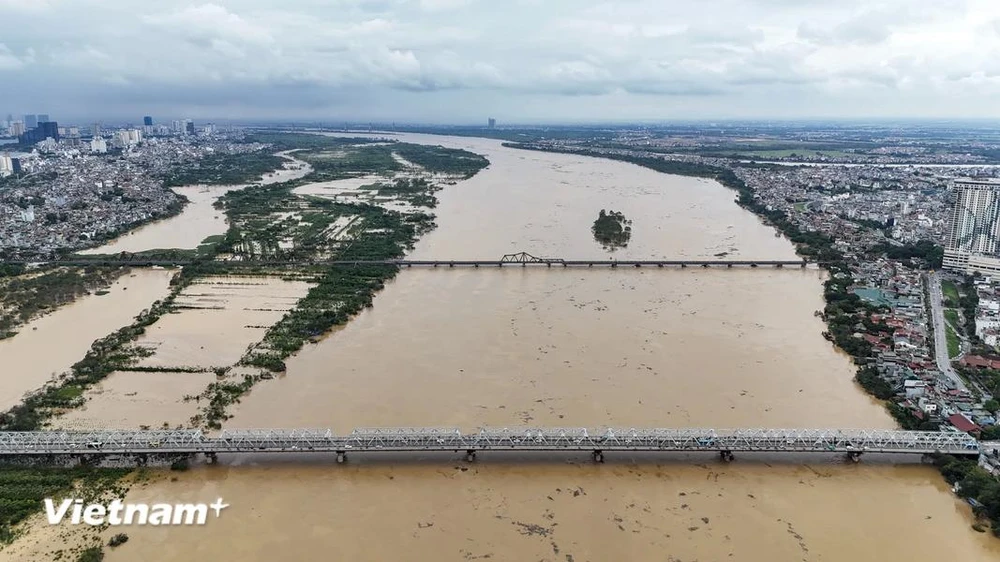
<box><xmin>592</xmin><ymin>209</ymin><xmax>632</xmax><ymax>251</ymax></box>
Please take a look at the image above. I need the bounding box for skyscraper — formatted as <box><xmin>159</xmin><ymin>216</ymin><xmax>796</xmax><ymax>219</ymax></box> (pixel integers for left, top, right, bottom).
<box><xmin>92</xmin><ymin>123</ymin><xmax>101</xmax><ymax>138</ymax></box>
<box><xmin>186</xmin><ymin>121</ymin><xmax>195</xmax><ymax>134</ymax></box>
<box><xmin>24</xmin><ymin>114</ymin><xmax>37</xmax><ymax>129</ymax></box>
<box><xmin>143</xmin><ymin>116</ymin><xmax>153</xmax><ymax>126</ymax></box>
<box><xmin>37</xmin><ymin>121</ymin><xmax>58</xmax><ymax>141</ymax></box>
<box><xmin>488</xmin><ymin>117</ymin><xmax>496</xmax><ymax>129</ymax></box>
<box><xmin>37</xmin><ymin>114</ymin><xmax>49</xmax><ymax>123</ymax></box>
<box><xmin>943</xmin><ymin>178</ymin><xmax>1000</xmax><ymax>273</ymax></box>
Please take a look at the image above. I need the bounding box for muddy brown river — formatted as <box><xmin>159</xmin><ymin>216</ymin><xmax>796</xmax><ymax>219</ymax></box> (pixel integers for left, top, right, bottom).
<box><xmin>4</xmin><ymin>135</ymin><xmax>998</xmax><ymax>561</ymax></box>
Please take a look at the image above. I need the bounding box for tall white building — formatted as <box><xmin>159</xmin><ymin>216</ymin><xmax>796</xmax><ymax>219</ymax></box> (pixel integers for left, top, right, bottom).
<box><xmin>113</xmin><ymin>129</ymin><xmax>143</xmax><ymax>147</ymax></box>
<box><xmin>90</xmin><ymin>137</ymin><xmax>107</xmax><ymax>153</ymax></box>
<box><xmin>943</xmin><ymin>178</ymin><xmax>1000</xmax><ymax>274</ymax></box>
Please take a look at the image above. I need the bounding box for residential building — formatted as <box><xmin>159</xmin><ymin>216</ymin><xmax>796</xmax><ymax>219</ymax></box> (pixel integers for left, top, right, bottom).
<box><xmin>943</xmin><ymin>178</ymin><xmax>1000</xmax><ymax>273</ymax></box>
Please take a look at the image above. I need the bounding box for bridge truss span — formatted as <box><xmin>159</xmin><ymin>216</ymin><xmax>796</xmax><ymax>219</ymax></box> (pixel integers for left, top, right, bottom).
<box><xmin>0</xmin><ymin>427</ymin><xmax>981</xmax><ymax>460</ymax></box>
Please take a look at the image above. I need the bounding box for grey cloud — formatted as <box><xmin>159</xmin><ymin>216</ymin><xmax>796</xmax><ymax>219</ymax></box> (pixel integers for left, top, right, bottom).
<box><xmin>1</xmin><ymin>0</ymin><xmax>1000</xmax><ymax>121</ymax></box>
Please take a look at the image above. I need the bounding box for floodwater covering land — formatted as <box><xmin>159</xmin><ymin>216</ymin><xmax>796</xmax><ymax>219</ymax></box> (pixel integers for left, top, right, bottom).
<box><xmin>0</xmin><ymin>269</ymin><xmax>175</xmax><ymax>411</ymax></box>
<box><xmin>2</xmin><ymin>134</ymin><xmax>998</xmax><ymax>561</ymax></box>
<box><xmin>78</xmin><ymin>151</ymin><xmax>312</xmax><ymax>255</ymax></box>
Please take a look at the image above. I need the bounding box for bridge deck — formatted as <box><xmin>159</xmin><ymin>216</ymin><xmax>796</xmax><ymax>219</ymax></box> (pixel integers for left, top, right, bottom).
<box><xmin>0</xmin><ymin>428</ymin><xmax>980</xmax><ymax>457</ymax></box>
<box><xmin>6</xmin><ymin>259</ymin><xmax>810</xmax><ymax>269</ymax></box>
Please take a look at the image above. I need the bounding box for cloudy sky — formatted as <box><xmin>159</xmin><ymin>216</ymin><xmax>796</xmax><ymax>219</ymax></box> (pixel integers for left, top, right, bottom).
<box><xmin>2</xmin><ymin>0</ymin><xmax>1000</xmax><ymax>124</ymax></box>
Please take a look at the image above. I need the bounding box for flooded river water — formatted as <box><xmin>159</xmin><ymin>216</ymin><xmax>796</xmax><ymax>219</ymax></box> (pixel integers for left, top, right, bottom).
<box><xmin>5</xmin><ymin>135</ymin><xmax>999</xmax><ymax>561</ymax></box>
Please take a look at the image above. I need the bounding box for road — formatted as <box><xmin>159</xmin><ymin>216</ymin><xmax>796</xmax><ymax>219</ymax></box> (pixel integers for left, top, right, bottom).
<box><xmin>926</xmin><ymin>272</ymin><xmax>970</xmax><ymax>393</ymax></box>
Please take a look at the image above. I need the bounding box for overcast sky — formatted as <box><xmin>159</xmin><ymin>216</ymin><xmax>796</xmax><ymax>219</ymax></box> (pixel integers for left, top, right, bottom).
<box><xmin>2</xmin><ymin>0</ymin><xmax>1000</xmax><ymax>124</ymax></box>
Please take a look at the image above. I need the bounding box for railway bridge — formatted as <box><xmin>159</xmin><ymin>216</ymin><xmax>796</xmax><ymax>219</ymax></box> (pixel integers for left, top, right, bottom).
<box><xmin>0</xmin><ymin>427</ymin><xmax>980</xmax><ymax>465</ymax></box>
<box><xmin>3</xmin><ymin>252</ymin><xmax>812</xmax><ymax>270</ymax></box>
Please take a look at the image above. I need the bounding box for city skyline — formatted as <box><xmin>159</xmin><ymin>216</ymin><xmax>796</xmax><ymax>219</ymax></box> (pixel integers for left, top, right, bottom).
<box><xmin>3</xmin><ymin>1</ymin><xmax>1000</xmax><ymax>122</ymax></box>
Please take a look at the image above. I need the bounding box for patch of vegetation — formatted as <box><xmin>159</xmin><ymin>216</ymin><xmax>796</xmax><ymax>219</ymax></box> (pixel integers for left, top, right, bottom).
<box><xmin>162</xmin><ymin>151</ymin><xmax>287</xmax><ymax>187</ymax></box>
<box><xmin>872</xmin><ymin>240</ymin><xmax>944</xmax><ymax>269</ymax></box>
<box><xmin>296</xmin><ymin>141</ymin><xmax>488</xmax><ymax>182</ymax></box>
<box><xmin>77</xmin><ymin>546</ymin><xmax>104</xmax><ymax>562</ymax></box>
<box><xmin>946</xmin><ymin>321</ymin><xmax>962</xmax><ymax>358</ymax></box>
<box><xmin>0</xmin><ymin>266</ymin><xmax>126</xmax><ymax>339</ymax></box>
<box><xmin>0</xmin><ymin>466</ymin><xmax>130</xmax><ymax>544</ymax></box>
<box><xmin>942</xmin><ymin>280</ymin><xmax>961</xmax><ymax>307</ymax></box>
<box><xmin>392</xmin><ymin>143</ymin><xmax>489</xmax><ymax>177</ymax></box>
<box><xmin>365</xmin><ymin>177</ymin><xmax>439</xmax><ymax>208</ymax></box>
<box><xmin>298</xmin><ymin>145</ymin><xmax>402</xmax><ymax>180</ymax></box>
<box><xmin>855</xmin><ymin>366</ymin><xmax>895</xmax><ymax>400</ymax></box>
<box><xmin>956</xmin><ymin>366</ymin><xmax>1000</xmax><ymax>398</ymax></box>
<box><xmin>108</xmin><ymin>533</ymin><xmax>128</xmax><ymax>547</ymax></box>
<box><xmin>245</xmin><ymin>132</ymin><xmax>382</xmax><ymax>151</ymax></box>
<box><xmin>591</xmin><ymin>209</ymin><xmax>631</xmax><ymax>251</ymax></box>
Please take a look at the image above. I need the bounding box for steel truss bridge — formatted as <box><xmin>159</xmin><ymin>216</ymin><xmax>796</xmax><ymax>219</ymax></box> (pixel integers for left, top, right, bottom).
<box><xmin>0</xmin><ymin>428</ymin><xmax>980</xmax><ymax>464</ymax></box>
<box><xmin>4</xmin><ymin>252</ymin><xmax>810</xmax><ymax>270</ymax></box>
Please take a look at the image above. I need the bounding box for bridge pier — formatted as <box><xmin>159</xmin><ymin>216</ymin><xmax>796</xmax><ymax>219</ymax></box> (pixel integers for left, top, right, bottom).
<box><xmin>727</xmin><ymin>263</ymin><xmax>732</xmax><ymax>268</ymax></box>
<box><xmin>592</xmin><ymin>450</ymin><xmax>604</xmax><ymax>463</ymax></box>
<box><xmin>720</xmin><ymin>450</ymin><xmax>735</xmax><ymax>462</ymax></box>
<box><xmin>205</xmin><ymin>452</ymin><xmax>219</xmax><ymax>465</ymax></box>
<box><xmin>336</xmin><ymin>450</ymin><xmax>347</xmax><ymax>464</ymax></box>
<box><xmin>847</xmin><ymin>451</ymin><xmax>862</xmax><ymax>463</ymax></box>
<box><xmin>465</xmin><ymin>449</ymin><xmax>477</xmax><ymax>462</ymax></box>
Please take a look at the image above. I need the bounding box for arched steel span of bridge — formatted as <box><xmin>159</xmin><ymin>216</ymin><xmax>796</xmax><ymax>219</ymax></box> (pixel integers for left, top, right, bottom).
<box><xmin>0</xmin><ymin>428</ymin><xmax>980</xmax><ymax>465</ymax></box>
<box><xmin>3</xmin><ymin>252</ymin><xmax>813</xmax><ymax>270</ymax></box>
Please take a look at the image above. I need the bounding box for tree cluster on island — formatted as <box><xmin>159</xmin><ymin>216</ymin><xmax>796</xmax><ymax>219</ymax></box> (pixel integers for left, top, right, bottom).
<box><xmin>592</xmin><ymin>209</ymin><xmax>632</xmax><ymax>251</ymax></box>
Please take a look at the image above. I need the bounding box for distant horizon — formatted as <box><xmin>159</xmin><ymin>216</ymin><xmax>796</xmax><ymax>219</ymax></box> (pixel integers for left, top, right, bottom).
<box><xmin>9</xmin><ymin>116</ymin><xmax>1000</xmax><ymax>130</ymax></box>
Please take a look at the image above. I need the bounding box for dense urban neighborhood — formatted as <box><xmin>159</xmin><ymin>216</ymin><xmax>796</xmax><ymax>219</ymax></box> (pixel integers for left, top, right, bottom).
<box><xmin>0</xmin><ymin>128</ymin><xmax>271</xmax><ymax>259</ymax></box>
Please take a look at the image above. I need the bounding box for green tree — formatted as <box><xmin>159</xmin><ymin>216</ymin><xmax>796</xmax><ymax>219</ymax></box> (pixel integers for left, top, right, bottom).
<box><xmin>958</xmin><ymin>470</ymin><xmax>994</xmax><ymax>499</ymax></box>
<box><xmin>984</xmin><ymin>399</ymin><xmax>1000</xmax><ymax>415</ymax></box>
